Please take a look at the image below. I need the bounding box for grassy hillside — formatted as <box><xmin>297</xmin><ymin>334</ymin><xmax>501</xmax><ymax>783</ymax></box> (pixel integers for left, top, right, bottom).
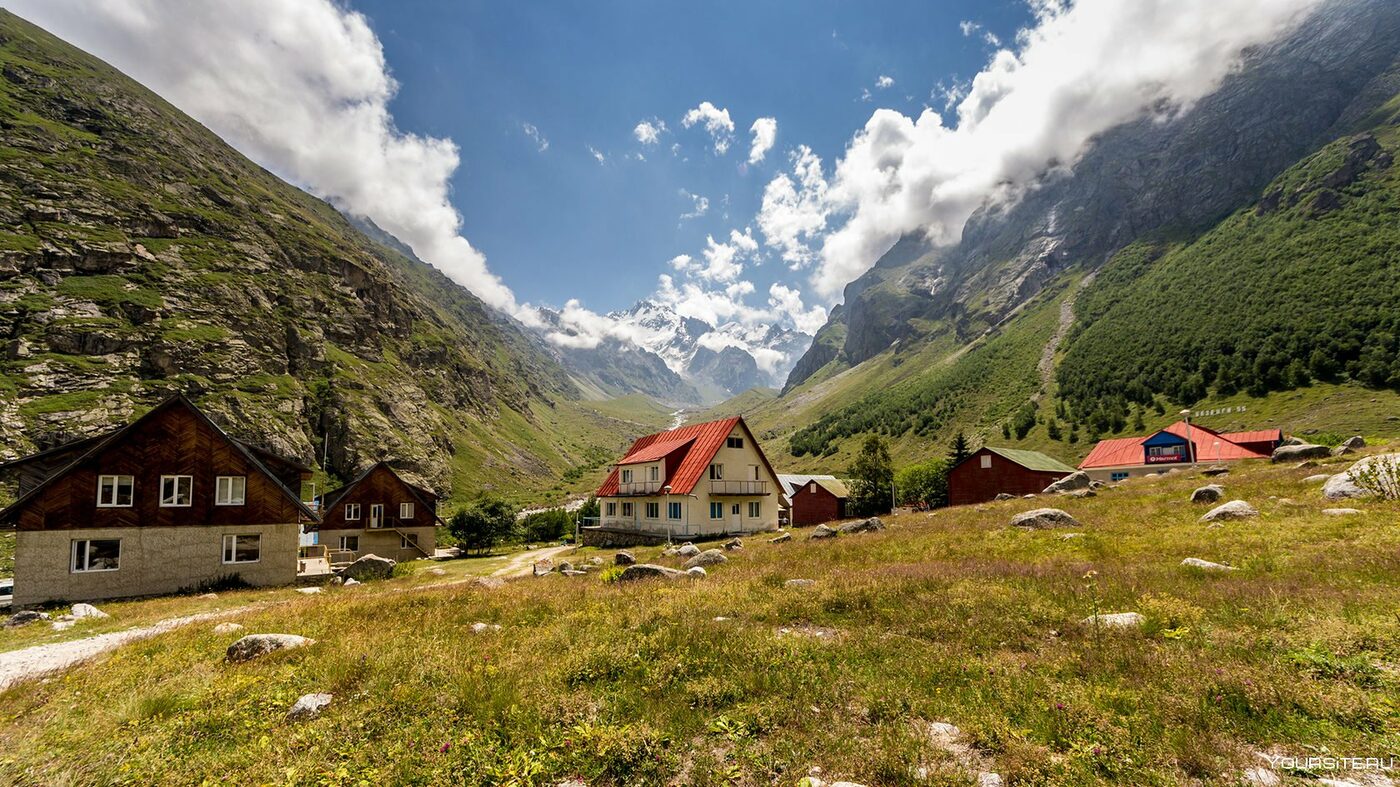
<box><xmin>1</xmin><ymin>448</ymin><xmax>1397</xmax><ymax>784</ymax></box>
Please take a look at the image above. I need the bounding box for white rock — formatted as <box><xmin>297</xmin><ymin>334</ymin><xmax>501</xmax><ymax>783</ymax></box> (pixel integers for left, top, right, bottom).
<box><xmin>683</xmin><ymin>549</ymin><xmax>727</xmax><ymax>569</ymax></box>
<box><xmin>785</xmin><ymin>579</ymin><xmax>816</xmax><ymax>589</ymax></box>
<box><xmin>1010</xmin><ymin>508</ymin><xmax>1081</xmax><ymax>529</ymax></box>
<box><xmin>1182</xmin><ymin>558</ymin><xmax>1235</xmax><ymax>572</ymax></box>
<box><xmin>685</xmin><ymin>566</ymin><xmax>708</xmax><ymax>578</ymax></box>
<box><xmin>1321</xmin><ymin>508</ymin><xmax>1363</xmax><ymax>516</ymax></box>
<box><xmin>297</xmin><ymin>587</ymin><xmax>322</xmax><ymax>595</ymax></box>
<box><xmin>213</xmin><ymin>622</ymin><xmax>244</xmax><ymax>635</ymax></box>
<box><xmin>286</xmin><ymin>692</ymin><xmax>333</xmax><ymax>721</ymax></box>
<box><xmin>70</xmin><ymin>603</ymin><xmax>108</xmax><ymax>619</ymax></box>
<box><xmin>1302</xmin><ymin>474</ymin><xmax>1330</xmax><ymax>483</ymax></box>
<box><xmin>1081</xmin><ymin>612</ymin><xmax>1144</xmax><ymax>629</ymax></box>
<box><xmin>1242</xmin><ymin>767</ymin><xmax>1281</xmax><ymax>786</ymax></box>
<box><xmin>51</xmin><ymin>620</ymin><xmax>74</xmax><ymax>631</ymax></box>
<box><xmin>469</xmin><ymin>622</ymin><xmax>501</xmax><ymax>634</ymax></box>
<box><xmin>343</xmin><ymin>578</ymin><xmax>360</xmax><ymax>586</ymax></box>
<box><xmin>1200</xmin><ymin>500</ymin><xmax>1259</xmax><ymax>522</ymax></box>
<box><xmin>676</xmin><ymin>543</ymin><xmax>701</xmax><ymax>558</ymax></box>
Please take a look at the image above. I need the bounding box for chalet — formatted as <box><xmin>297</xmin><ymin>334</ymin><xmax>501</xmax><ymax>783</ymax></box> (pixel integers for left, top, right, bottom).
<box><xmin>778</xmin><ymin>474</ymin><xmax>849</xmax><ymax>526</ymax></box>
<box><xmin>1078</xmin><ymin>421</ymin><xmax>1278</xmax><ymax>482</ymax></box>
<box><xmin>948</xmin><ymin>447</ymin><xmax>1076</xmax><ymax>506</ymax></box>
<box><xmin>313</xmin><ymin>462</ymin><xmax>440</xmax><ymax>564</ymax></box>
<box><xmin>591</xmin><ymin>416</ymin><xmax>787</xmax><ymax>544</ymax></box>
<box><xmin>0</xmin><ymin>395</ymin><xmax>317</xmax><ymax>607</ymax></box>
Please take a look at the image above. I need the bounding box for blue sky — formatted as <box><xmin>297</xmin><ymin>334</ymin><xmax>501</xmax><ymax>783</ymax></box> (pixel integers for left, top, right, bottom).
<box><xmin>351</xmin><ymin>0</ymin><xmax>1032</xmax><ymax>313</ymax></box>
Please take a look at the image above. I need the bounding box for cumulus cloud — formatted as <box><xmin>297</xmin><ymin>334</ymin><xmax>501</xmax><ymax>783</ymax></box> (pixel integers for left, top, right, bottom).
<box><xmin>684</xmin><ymin>229</ymin><xmax>757</xmax><ymax>282</ymax></box>
<box><xmin>748</xmin><ymin>117</ymin><xmax>778</xmax><ymax>164</ymax></box>
<box><xmin>875</xmin><ymin>75</ymin><xmax>895</xmax><ymax>89</ymax></box>
<box><xmin>678</xmin><ymin>190</ymin><xmax>709</xmax><ymax>221</ymax></box>
<box><xmin>10</xmin><ymin>0</ymin><xmax>522</xmax><ymax>313</ymax></box>
<box><xmin>520</xmin><ymin>121</ymin><xmax>549</xmax><ymax>152</ymax></box>
<box><xmin>768</xmin><ymin>283</ymin><xmax>829</xmax><ymax>335</ymax></box>
<box><xmin>757</xmin><ymin>145</ymin><xmax>830</xmax><ymax>269</ymax></box>
<box><xmin>633</xmin><ymin>118</ymin><xmax>666</xmax><ymax>145</ymax></box>
<box><xmin>681</xmin><ymin>101</ymin><xmax>735</xmax><ymax>154</ymax></box>
<box><xmin>811</xmin><ymin>0</ymin><xmax>1323</xmax><ymax>298</ymax></box>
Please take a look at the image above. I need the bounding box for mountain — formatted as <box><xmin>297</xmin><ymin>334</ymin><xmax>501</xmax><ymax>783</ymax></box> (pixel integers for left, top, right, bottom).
<box><xmin>0</xmin><ymin>10</ymin><xmax>647</xmax><ymax>501</ymax></box>
<box><xmin>737</xmin><ymin>0</ymin><xmax>1400</xmax><ymax>467</ymax></box>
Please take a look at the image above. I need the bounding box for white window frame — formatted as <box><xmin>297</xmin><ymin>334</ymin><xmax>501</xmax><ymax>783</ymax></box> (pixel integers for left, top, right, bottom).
<box><xmin>159</xmin><ymin>475</ymin><xmax>193</xmax><ymax>507</ymax></box>
<box><xmin>645</xmin><ymin>502</ymin><xmax>659</xmax><ymax>519</ymax></box>
<box><xmin>980</xmin><ymin>455</ymin><xmax>992</xmax><ymax>469</ymax></box>
<box><xmin>221</xmin><ymin>534</ymin><xmax>261</xmax><ymax>564</ymax></box>
<box><xmin>96</xmin><ymin>475</ymin><xmax>134</xmax><ymax>508</ymax></box>
<box><xmin>731</xmin><ymin>503</ymin><xmax>740</xmax><ymax>516</ymax></box>
<box><xmin>605</xmin><ymin>501</ymin><xmax>617</xmax><ymax>517</ymax></box>
<box><xmin>621</xmin><ymin>468</ymin><xmax>633</xmax><ymax>484</ymax></box>
<box><xmin>344</xmin><ymin>503</ymin><xmax>361</xmax><ymax>521</ymax></box>
<box><xmin>709</xmin><ymin>463</ymin><xmax>723</xmax><ymax>480</ymax></box>
<box><xmin>748</xmin><ymin>501</ymin><xmax>761</xmax><ymax>518</ymax></box>
<box><xmin>71</xmin><ymin>538</ymin><xmax>121</xmax><ymax>573</ymax></box>
<box><xmin>621</xmin><ymin>501</ymin><xmax>634</xmax><ymax>517</ymax></box>
<box><xmin>667</xmin><ymin>501</ymin><xmax>682</xmax><ymax>520</ymax></box>
<box><xmin>399</xmin><ymin>502</ymin><xmax>415</xmax><ymax>520</ymax></box>
<box><xmin>709</xmin><ymin>502</ymin><xmax>723</xmax><ymax>520</ymax></box>
<box><xmin>649</xmin><ymin>465</ymin><xmax>659</xmax><ymax>482</ymax></box>
<box><xmin>338</xmin><ymin>535</ymin><xmax>359</xmax><ymax>552</ymax></box>
<box><xmin>215</xmin><ymin>476</ymin><xmax>246</xmax><ymax>506</ymax></box>
<box><xmin>369</xmin><ymin>504</ymin><xmax>384</xmax><ymax>529</ymax></box>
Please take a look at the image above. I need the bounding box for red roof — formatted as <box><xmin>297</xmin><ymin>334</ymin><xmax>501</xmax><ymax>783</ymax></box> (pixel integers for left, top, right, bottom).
<box><xmin>598</xmin><ymin>416</ymin><xmax>776</xmax><ymax>497</ymax></box>
<box><xmin>617</xmin><ymin>436</ymin><xmax>695</xmax><ymax>465</ymax></box>
<box><xmin>1079</xmin><ymin>420</ymin><xmax>1271</xmax><ymax>469</ymax></box>
<box><xmin>1222</xmin><ymin>429</ymin><xmax>1283</xmax><ymax>445</ymax></box>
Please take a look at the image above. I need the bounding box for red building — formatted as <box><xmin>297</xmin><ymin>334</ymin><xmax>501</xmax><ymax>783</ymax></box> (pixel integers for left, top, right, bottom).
<box><xmin>948</xmin><ymin>447</ymin><xmax>1075</xmax><ymax>506</ymax></box>
<box><xmin>1078</xmin><ymin>421</ymin><xmax>1278</xmax><ymax>482</ymax></box>
<box><xmin>778</xmin><ymin>474</ymin><xmax>849</xmax><ymax>526</ymax></box>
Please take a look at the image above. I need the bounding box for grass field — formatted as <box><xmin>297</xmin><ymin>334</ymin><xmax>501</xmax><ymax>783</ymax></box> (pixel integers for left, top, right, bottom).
<box><xmin>0</xmin><ymin>445</ymin><xmax>1397</xmax><ymax>784</ymax></box>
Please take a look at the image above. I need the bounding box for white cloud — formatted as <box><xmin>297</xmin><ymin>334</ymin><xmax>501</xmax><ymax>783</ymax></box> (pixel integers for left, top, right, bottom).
<box><xmin>521</xmin><ymin>121</ymin><xmax>548</xmax><ymax>152</ymax></box>
<box><xmin>633</xmin><ymin>118</ymin><xmax>666</xmax><ymax>145</ymax></box>
<box><xmin>812</xmin><ymin>0</ymin><xmax>1323</xmax><ymax>298</ymax></box>
<box><xmin>757</xmin><ymin>145</ymin><xmax>830</xmax><ymax>269</ymax></box>
<box><xmin>959</xmin><ymin>20</ymin><xmax>982</xmax><ymax>37</ymax></box>
<box><xmin>983</xmin><ymin>31</ymin><xmax>1003</xmax><ymax>47</ymax></box>
<box><xmin>588</xmin><ymin>145</ymin><xmax>606</xmax><ymax>164</ymax></box>
<box><xmin>747</xmin><ymin>117</ymin><xmax>777</xmax><ymax>164</ymax></box>
<box><xmin>697</xmin><ymin>233</ymin><xmax>743</xmax><ymax>282</ymax></box>
<box><xmin>681</xmin><ymin>101</ymin><xmax>735</xmax><ymax>155</ymax></box>
<box><xmin>10</xmin><ymin>0</ymin><xmax>522</xmax><ymax>313</ymax></box>
<box><xmin>876</xmin><ymin>75</ymin><xmax>895</xmax><ymax>89</ymax></box>
<box><xmin>679</xmin><ymin>190</ymin><xmax>709</xmax><ymax>221</ymax></box>
<box><xmin>767</xmin><ymin>283</ymin><xmax>829</xmax><ymax>335</ymax></box>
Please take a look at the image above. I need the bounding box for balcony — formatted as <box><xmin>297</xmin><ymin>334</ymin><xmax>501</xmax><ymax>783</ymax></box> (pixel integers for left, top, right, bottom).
<box><xmin>709</xmin><ymin>480</ymin><xmax>770</xmax><ymax>495</ymax></box>
<box><xmin>616</xmin><ymin>480</ymin><xmax>665</xmax><ymax>496</ymax></box>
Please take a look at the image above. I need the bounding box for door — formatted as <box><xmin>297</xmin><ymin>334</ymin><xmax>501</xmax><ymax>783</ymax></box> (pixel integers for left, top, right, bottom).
<box><xmin>730</xmin><ymin>502</ymin><xmax>741</xmax><ymax>532</ymax></box>
<box><xmin>369</xmin><ymin>504</ymin><xmax>383</xmax><ymax>529</ymax></box>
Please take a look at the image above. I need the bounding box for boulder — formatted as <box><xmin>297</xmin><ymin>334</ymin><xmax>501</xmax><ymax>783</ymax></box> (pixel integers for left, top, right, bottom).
<box><xmin>1324</xmin><ymin>453</ymin><xmax>1400</xmax><ymax>500</ymax></box>
<box><xmin>683</xmin><ymin>549</ymin><xmax>727</xmax><ymax>569</ymax></box>
<box><xmin>685</xmin><ymin>566</ymin><xmax>708</xmax><ymax>578</ymax></box>
<box><xmin>1081</xmin><ymin>612</ymin><xmax>1144</xmax><ymax>629</ymax></box>
<box><xmin>586</xmin><ymin>556</ymin><xmax>604</xmax><ymax>566</ymax></box>
<box><xmin>1271</xmin><ymin>444</ymin><xmax>1330</xmax><ymax>463</ymax></box>
<box><xmin>52</xmin><ymin>620</ymin><xmax>74</xmax><ymax>632</ymax></box>
<box><xmin>677</xmin><ymin>543</ymin><xmax>701</xmax><ymax>558</ymax></box>
<box><xmin>226</xmin><ymin>634</ymin><xmax>315</xmax><ymax>662</ymax></box>
<box><xmin>660</xmin><ymin>547</ymin><xmax>680</xmax><ymax>558</ymax></box>
<box><xmin>1089</xmin><ymin>480</ymin><xmax>1106</xmax><ymax>489</ymax></box>
<box><xmin>1190</xmin><ymin>484</ymin><xmax>1225</xmax><ymax>504</ymax></box>
<box><xmin>1181</xmin><ymin>557</ymin><xmax>1235</xmax><ymax>572</ymax></box>
<box><xmin>1333</xmin><ymin>435</ymin><xmax>1365</xmax><ymax>456</ymax></box>
<box><xmin>785</xmin><ymin>579</ymin><xmax>815</xmax><ymax>589</ymax></box>
<box><xmin>213</xmin><ymin>622</ymin><xmax>244</xmax><ymax>635</ymax></box>
<box><xmin>614</xmin><ymin>551</ymin><xmax>636</xmax><ymax>566</ymax></box>
<box><xmin>341</xmin><ymin>554</ymin><xmax>396</xmax><ymax>582</ymax></box>
<box><xmin>4</xmin><ymin>610</ymin><xmax>49</xmax><ymax>628</ymax></box>
<box><xmin>1322</xmin><ymin>473</ymin><xmax>1366</xmax><ymax>501</ymax></box>
<box><xmin>809</xmin><ymin>524</ymin><xmax>839</xmax><ymax>540</ymax></box>
<box><xmin>1321</xmin><ymin>508</ymin><xmax>1363</xmax><ymax>516</ymax></box>
<box><xmin>286</xmin><ymin>692</ymin><xmax>333</xmax><ymax>721</ymax></box>
<box><xmin>769</xmin><ymin>532</ymin><xmax>792</xmax><ymax>543</ymax></box>
<box><xmin>1043</xmin><ymin>471</ymin><xmax>1091</xmax><ymax>494</ymax></box>
<box><xmin>1063</xmin><ymin>489</ymin><xmax>1096</xmax><ymax>499</ymax></box>
<box><xmin>1200</xmin><ymin>465</ymin><xmax>1230</xmax><ymax>477</ymax></box>
<box><xmin>1009</xmin><ymin>508</ymin><xmax>1081</xmax><ymax>529</ymax></box>
<box><xmin>557</xmin><ymin>561</ymin><xmax>574</xmax><ymax>572</ymax></box>
<box><xmin>617</xmin><ymin>564</ymin><xmax>684</xmax><ymax>582</ymax></box>
<box><xmin>838</xmin><ymin>517</ymin><xmax>884</xmax><ymax>534</ymax></box>
<box><xmin>993</xmin><ymin>493</ymin><xmax>1016</xmax><ymax>501</ymax></box>
<box><xmin>1279</xmin><ymin>436</ymin><xmax>1305</xmax><ymax>447</ymax></box>
<box><xmin>1302</xmin><ymin>474</ymin><xmax>1330</xmax><ymax>484</ymax></box>
<box><xmin>343</xmin><ymin>578</ymin><xmax>360</xmax><ymax>587</ymax></box>
<box><xmin>1200</xmin><ymin>500</ymin><xmax>1258</xmax><ymax>522</ymax></box>
<box><xmin>297</xmin><ymin>587</ymin><xmax>322</xmax><ymax>595</ymax></box>
<box><xmin>70</xmin><ymin>603</ymin><xmax>108</xmax><ymax>619</ymax></box>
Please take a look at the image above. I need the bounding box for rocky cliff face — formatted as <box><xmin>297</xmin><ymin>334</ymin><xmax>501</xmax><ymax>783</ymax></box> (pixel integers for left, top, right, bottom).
<box><xmin>0</xmin><ymin>11</ymin><xmax>583</xmax><ymax>494</ymax></box>
<box><xmin>786</xmin><ymin>0</ymin><xmax>1400</xmax><ymax>390</ymax></box>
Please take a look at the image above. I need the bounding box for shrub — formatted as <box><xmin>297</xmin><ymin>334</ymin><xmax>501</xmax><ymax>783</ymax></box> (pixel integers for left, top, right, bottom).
<box><xmin>1350</xmin><ymin>455</ymin><xmax>1400</xmax><ymax>500</ymax></box>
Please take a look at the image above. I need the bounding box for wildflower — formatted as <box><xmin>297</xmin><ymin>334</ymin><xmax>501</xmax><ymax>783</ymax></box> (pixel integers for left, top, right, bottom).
<box><xmin>1082</xmin><ymin>570</ymin><xmax>1098</xmax><ymax>581</ymax></box>
<box><xmin>1054</xmin><ymin>702</ymin><xmax>1065</xmax><ymax>711</ymax></box>
<box><xmin>439</xmin><ymin>742</ymin><xmax>450</xmax><ymax>753</ymax></box>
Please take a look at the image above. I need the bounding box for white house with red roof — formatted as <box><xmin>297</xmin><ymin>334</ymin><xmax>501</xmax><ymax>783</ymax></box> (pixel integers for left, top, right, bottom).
<box><xmin>1078</xmin><ymin>420</ymin><xmax>1282</xmax><ymax>482</ymax></box>
<box><xmin>590</xmin><ymin>416</ymin><xmax>787</xmax><ymax>544</ymax></box>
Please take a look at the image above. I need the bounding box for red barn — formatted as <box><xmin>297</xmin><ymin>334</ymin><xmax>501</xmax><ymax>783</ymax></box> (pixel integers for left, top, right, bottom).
<box><xmin>778</xmin><ymin>474</ymin><xmax>849</xmax><ymax>526</ymax></box>
<box><xmin>948</xmin><ymin>447</ymin><xmax>1075</xmax><ymax>506</ymax></box>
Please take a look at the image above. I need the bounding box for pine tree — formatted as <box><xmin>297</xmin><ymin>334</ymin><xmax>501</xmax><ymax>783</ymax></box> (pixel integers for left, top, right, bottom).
<box><xmin>949</xmin><ymin>430</ymin><xmax>971</xmax><ymax>465</ymax></box>
<box><xmin>1047</xmin><ymin>419</ymin><xmax>1062</xmax><ymax>440</ymax></box>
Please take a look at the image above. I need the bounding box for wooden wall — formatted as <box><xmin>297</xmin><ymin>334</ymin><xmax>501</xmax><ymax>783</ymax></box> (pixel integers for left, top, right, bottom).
<box><xmin>321</xmin><ymin>465</ymin><xmax>436</xmax><ymax>531</ymax></box>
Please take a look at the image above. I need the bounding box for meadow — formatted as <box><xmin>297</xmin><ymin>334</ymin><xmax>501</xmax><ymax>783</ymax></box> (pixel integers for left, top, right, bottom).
<box><xmin>0</xmin><ymin>447</ymin><xmax>1397</xmax><ymax>785</ymax></box>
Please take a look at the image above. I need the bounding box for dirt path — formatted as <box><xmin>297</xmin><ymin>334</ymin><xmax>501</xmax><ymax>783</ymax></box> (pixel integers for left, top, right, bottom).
<box><xmin>1032</xmin><ymin>271</ymin><xmax>1095</xmax><ymax>402</ymax></box>
<box><xmin>490</xmin><ymin>544</ymin><xmax>576</xmax><ymax>577</ymax></box>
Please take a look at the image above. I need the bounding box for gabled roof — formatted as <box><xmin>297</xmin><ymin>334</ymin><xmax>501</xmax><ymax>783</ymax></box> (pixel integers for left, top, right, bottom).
<box><xmin>982</xmin><ymin>447</ymin><xmax>1075</xmax><ymax>474</ymax></box>
<box><xmin>1078</xmin><ymin>420</ymin><xmax>1271</xmax><ymax>469</ymax></box>
<box><xmin>778</xmin><ymin>474</ymin><xmax>849</xmax><ymax>499</ymax></box>
<box><xmin>314</xmin><ymin>461</ymin><xmax>444</xmax><ymax>527</ymax></box>
<box><xmin>0</xmin><ymin>394</ymin><xmax>319</xmax><ymax>524</ymax></box>
<box><xmin>1222</xmin><ymin>429</ymin><xmax>1283</xmax><ymax>445</ymax></box>
<box><xmin>597</xmin><ymin>416</ymin><xmax>780</xmax><ymax>498</ymax></box>
<box><xmin>617</xmin><ymin>437</ymin><xmax>695</xmax><ymax>465</ymax></box>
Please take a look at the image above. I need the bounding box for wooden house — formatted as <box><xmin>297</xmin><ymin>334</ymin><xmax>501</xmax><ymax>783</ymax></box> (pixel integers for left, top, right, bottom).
<box><xmin>313</xmin><ymin>462</ymin><xmax>440</xmax><ymax>563</ymax></box>
<box><xmin>948</xmin><ymin>447</ymin><xmax>1075</xmax><ymax>506</ymax></box>
<box><xmin>0</xmin><ymin>395</ymin><xmax>317</xmax><ymax>607</ymax></box>
<box><xmin>778</xmin><ymin>474</ymin><xmax>849</xmax><ymax>526</ymax></box>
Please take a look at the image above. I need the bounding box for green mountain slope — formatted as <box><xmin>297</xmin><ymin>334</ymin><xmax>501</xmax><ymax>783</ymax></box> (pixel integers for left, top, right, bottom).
<box><xmin>0</xmin><ymin>11</ymin><xmax>642</xmax><ymax>503</ymax></box>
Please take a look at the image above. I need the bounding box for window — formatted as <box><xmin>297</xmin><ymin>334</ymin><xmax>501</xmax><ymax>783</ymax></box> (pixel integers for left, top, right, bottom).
<box><xmin>71</xmin><ymin>539</ymin><xmax>120</xmax><ymax>572</ymax></box>
<box><xmin>338</xmin><ymin>535</ymin><xmax>359</xmax><ymax>552</ymax></box>
<box><xmin>400</xmin><ymin>533</ymin><xmax>419</xmax><ymax>550</ymax></box>
<box><xmin>1111</xmin><ymin>472</ymin><xmax>1130</xmax><ymax>482</ymax></box>
<box><xmin>645</xmin><ymin>502</ymin><xmax>660</xmax><ymax>519</ymax></box>
<box><xmin>215</xmin><ymin>476</ymin><xmax>246</xmax><ymax>506</ymax></box>
<box><xmin>709</xmin><ymin>501</ymin><xmax>724</xmax><ymax>519</ymax></box>
<box><xmin>980</xmin><ymin>455</ymin><xmax>992</xmax><ymax>469</ymax></box>
<box><xmin>748</xmin><ymin>501</ymin><xmax>761</xmax><ymax>518</ymax></box>
<box><xmin>668</xmin><ymin>501</ymin><xmax>682</xmax><ymax>520</ymax></box>
<box><xmin>810</xmin><ymin>482</ymin><xmax>818</xmax><ymax>493</ymax></box>
<box><xmin>160</xmin><ymin>475</ymin><xmax>192</xmax><ymax>507</ymax></box>
<box><xmin>344</xmin><ymin>503</ymin><xmax>361</xmax><ymax>521</ymax></box>
<box><xmin>649</xmin><ymin>465</ymin><xmax>659</xmax><ymax>481</ymax></box>
<box><xmin>621</xmin><ymin>468</ymin><xmax>633</xmax><ymax>484</ymax></box>
<box><xmin>621</xmin><ymin>502</ymin><xmax>634</xmax><ymax>517</ymax></box>
<box><xmin>731</xmin><ymin>503</ymin><xmax>740</xmax><ymax>516</ymax></box>
<box><xmin>749</xmin><ymin>465</ymin><xmax>759</xmax><ymax>480</ymax></box>
<box><xmin>222</xmin><ymin>534</ymin><xmax>261</xmax><ymax>564</ymax></box>
<box><xmin>605</xmin><ymin>502</ymin><xmax>617</xmax><ymax>517</ymax></box>
<box><xmin>96</xmin><ymin>475</ymin><xmax>134</xmax><ymax>507</ymax></box>
<box><xmin>369</xmin><ymin>504</ymin><xmax>384</xmax><ymax>528</ymax></box>
<box><xmin>708</xmin><ymin>463</ymin><xmax>724</xmax><ymax>480</ymax></box>
<box><xmin>399</xmin><ymin>502</ymin><xmax>415</xmax><ymax>519</ymax></box>
<box><xmin>726</xmin><ymin>436</ymin><xmax>743</xmax><ymax>449</ymax></box>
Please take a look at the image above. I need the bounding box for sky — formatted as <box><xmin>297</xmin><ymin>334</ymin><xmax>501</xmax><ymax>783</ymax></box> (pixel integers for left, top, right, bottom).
<box><xmin>3</xmin><ymin>0</ymin><xmax>1324</xmax><ymax>352</ymax></box>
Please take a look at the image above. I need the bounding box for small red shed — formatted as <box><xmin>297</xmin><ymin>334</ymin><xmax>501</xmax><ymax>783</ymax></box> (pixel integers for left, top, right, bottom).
<box><xmin>778</xmin><ymin>474</ymin><xmax>849</xmax><ymax>526</ymax></box>
<box><xmin>948</xmin><ymin>447</ymin><xmax>1075</xmax><ymax>506</ymax></box>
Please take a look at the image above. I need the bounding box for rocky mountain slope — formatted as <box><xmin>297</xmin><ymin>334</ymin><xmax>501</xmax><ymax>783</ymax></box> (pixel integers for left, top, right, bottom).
<box><xmin>0</xmin><ymin>10</ymin><xmax>643</xmax><ymax>500</ymax></box>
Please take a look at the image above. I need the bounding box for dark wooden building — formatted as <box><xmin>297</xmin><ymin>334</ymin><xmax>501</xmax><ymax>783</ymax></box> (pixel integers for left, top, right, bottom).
<box><xmin>314</xmin><ymin>462</ymin><xmax>441</xmax><ymax>562</ymax></box>
<box><xmin>948</xmin><ymin>447</ymin><xmax>1075</xmax><ymax>506</ymax></box>
<box><xmin>778</xmin><ymin>474</ymin><xmax>849</xmax><ymax>526</ymax></box>
<box><xmin>0</xmin><ymin>395</ymin><xmax>317</xmax><ymax>606</ymax></box>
